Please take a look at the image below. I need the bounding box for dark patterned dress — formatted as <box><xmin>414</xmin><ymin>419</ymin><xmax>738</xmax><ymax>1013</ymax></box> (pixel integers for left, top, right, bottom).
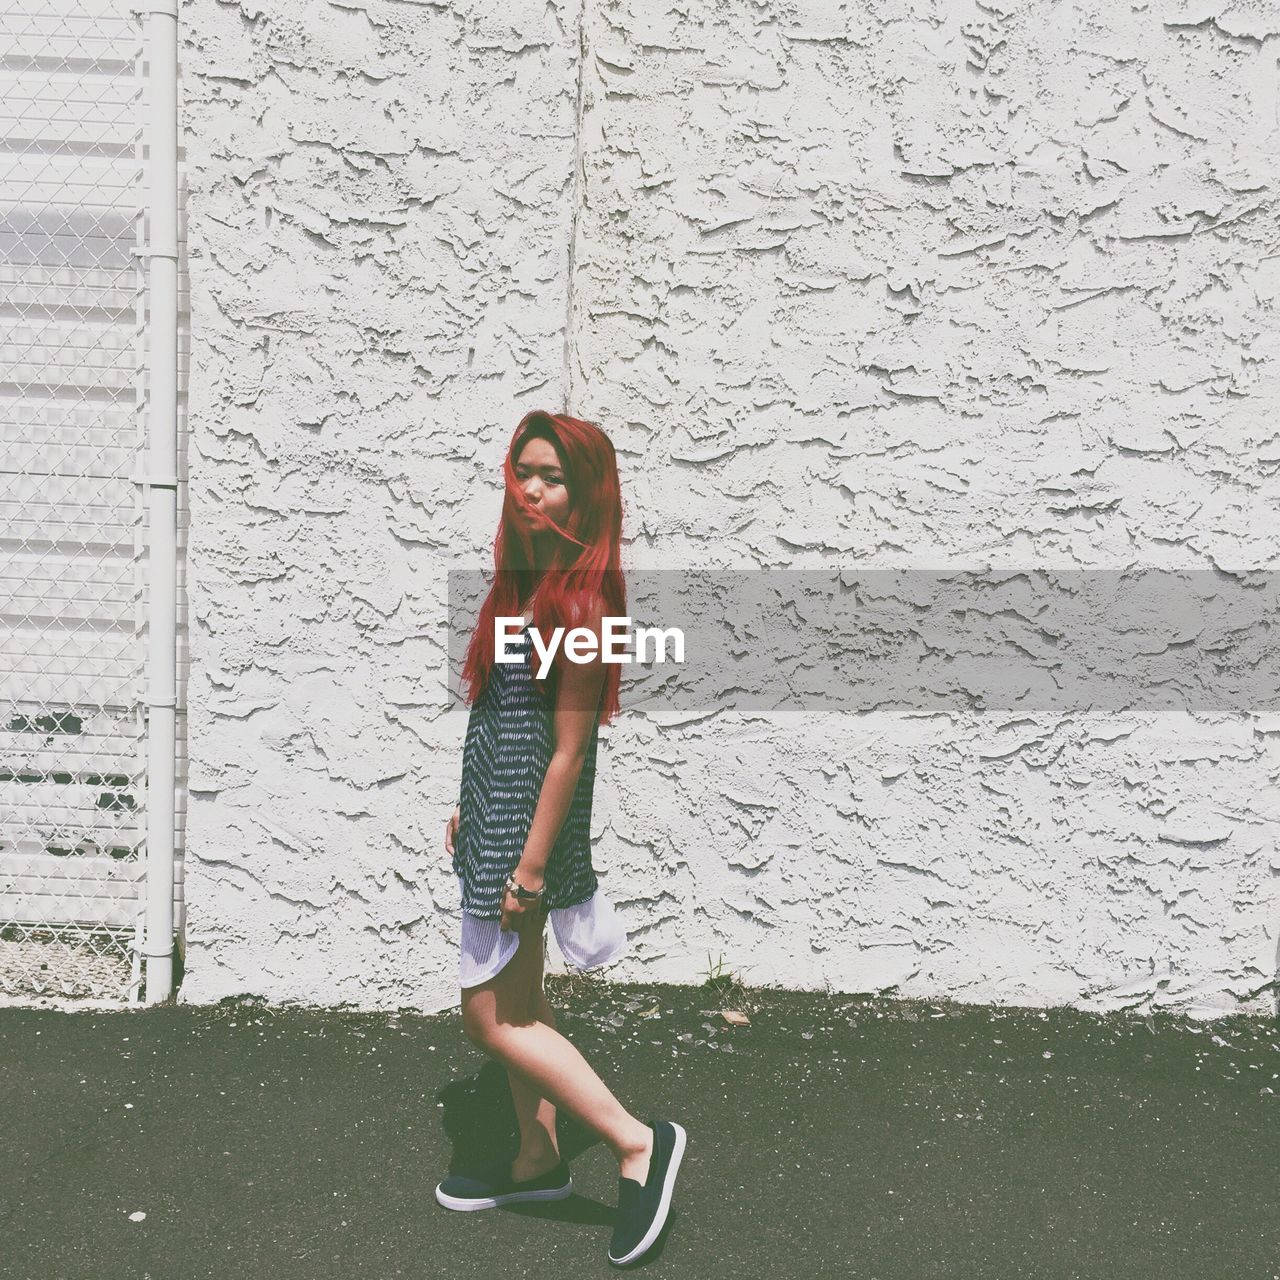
<box><xmin>452</xmin><ymin>620</ymin><xmax>626</xmax><ymax>987</ymax></box>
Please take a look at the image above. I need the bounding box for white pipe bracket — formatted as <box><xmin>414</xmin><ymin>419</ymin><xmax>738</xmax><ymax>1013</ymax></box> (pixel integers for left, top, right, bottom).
<box><xmin>130</xmin><ymin>244</ymin><xmax>180</xmax><ymax>261</ymax></box>
<box><xmin>130</xmin><ymin>471</ymin><xmax>181</xmax><ymax>489</ymax></box>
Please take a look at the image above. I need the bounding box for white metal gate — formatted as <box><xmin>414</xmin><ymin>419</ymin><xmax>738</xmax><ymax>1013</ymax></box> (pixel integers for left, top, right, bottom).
<box><xmin>0</xmin><ymin>0</ymin><xmax>179</xmax><ymax>1003</ymax></box>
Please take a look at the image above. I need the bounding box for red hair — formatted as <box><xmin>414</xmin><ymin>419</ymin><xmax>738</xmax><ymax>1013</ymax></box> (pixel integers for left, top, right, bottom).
<box><xmin>461</xmin><ymin>410</ymin><xmax>627</xmax><ymax>724</ymax></box>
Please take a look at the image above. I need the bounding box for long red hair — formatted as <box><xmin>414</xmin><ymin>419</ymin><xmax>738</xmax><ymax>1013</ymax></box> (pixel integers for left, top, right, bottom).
<box><xmin>461</xmin><ymin>410</ymin><xmax>626</xmax><ymax>724</ymax></box>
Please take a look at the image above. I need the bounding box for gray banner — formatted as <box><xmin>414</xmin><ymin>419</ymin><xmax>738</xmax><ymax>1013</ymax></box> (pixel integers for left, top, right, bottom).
<box><xmin>446</xmin><ymin>569</ymin><xmax>1279</xmax><ymax>715</ymax></box>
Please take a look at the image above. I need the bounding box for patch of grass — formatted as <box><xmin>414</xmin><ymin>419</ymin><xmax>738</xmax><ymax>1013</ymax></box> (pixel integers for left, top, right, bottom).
<box><xmin>545</xmin><ymin>963</ymin><xmax>609</xmax><ymax>1006</ymax></box>
<box><xmin>698</xmin><ymin>953</ymin><xmax>757</xmax><ymax>1011</ymax></box>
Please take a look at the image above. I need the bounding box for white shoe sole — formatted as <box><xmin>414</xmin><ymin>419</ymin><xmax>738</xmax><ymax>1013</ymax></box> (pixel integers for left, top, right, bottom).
<box><xmin>608</xmin><ymin>1121</ymin><xmax>687</xmax><ymax>1266</ymax></box>
<box><xmin>435</xmin><ymin>1177</ymin><xmax>573</xmax><ymax>1211</ymax></box>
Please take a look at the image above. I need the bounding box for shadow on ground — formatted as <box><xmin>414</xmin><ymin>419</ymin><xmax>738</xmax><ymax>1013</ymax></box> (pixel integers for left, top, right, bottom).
<box><xmin>2</xmin><ymin>977</ymin><xmax>1277</xmax><ymax>1279</ymax></box>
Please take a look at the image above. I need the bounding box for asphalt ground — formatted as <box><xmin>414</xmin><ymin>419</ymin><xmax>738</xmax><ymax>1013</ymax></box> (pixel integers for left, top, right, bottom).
<box><xmin>3</xmin><ymin>974</ymin><xmax>1278</xmax><ymax>1280</ymax></box>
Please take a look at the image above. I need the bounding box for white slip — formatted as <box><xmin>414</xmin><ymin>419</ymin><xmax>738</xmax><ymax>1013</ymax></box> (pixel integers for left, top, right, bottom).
<box><xmin>456</xmin><ymin>875</ymin><xmax>628</xmax><ymax>988</ymax></box>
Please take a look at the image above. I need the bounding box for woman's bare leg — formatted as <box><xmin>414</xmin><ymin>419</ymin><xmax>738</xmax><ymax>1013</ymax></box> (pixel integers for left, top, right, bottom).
<box><xmin>505</xmin><ymin>910</ymin><xmax>562</xmax><ymax>1177</ymax></box>
<box><xmin>463</xmin><ymin>907</ymin><xmax>654</xmax><ymax>1184</ymax></box>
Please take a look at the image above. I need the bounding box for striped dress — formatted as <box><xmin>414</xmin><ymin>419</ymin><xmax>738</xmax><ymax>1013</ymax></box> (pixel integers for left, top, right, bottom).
<box><xmin>452</xmin><ymin>619</ymin><xmax>626</xmax><ymax>987</ymax></box>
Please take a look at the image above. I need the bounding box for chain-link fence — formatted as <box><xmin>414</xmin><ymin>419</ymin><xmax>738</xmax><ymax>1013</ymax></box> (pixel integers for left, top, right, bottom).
<box><xmin>0</xmin><ymin>0</ymin><xmax>154</xmax><ymax>1002</ymax></box>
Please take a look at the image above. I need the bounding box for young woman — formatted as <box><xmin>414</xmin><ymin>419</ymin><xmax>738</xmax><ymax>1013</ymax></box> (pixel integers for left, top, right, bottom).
<box><xmin>437</xmin><ymin>409</ymin><xmax>686</xmax><ymax>1267</ymax></box>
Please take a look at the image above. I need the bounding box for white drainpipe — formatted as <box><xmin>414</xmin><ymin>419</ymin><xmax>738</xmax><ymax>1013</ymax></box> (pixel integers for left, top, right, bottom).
<box><xmin>134</xmin><ymin>0</ymin><xmax>179</xmax><ymax>1004</ymax></box>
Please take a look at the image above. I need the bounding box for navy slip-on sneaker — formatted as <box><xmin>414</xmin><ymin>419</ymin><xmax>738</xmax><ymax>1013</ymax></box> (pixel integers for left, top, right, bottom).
<box><xmin>607</xmin><ymin>1119</ymin><xmax>687</xmax><ymax>1266</ymax></box>
<box><xmin>435</xmin><ymin>1156</ymin><xmax>573</xmax><ymax>1211</ymax></box>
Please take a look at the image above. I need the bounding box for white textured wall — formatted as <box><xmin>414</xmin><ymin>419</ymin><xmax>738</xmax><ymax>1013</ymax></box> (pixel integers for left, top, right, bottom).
<box><xmin>178</xmin><ymin>0</ymin><xmax>583</xmax><ymax>1010</ymax></box>
<box><xmin>180</xmin><ymin>0</ymin><xmax>1280</xmax><ymax>1016</ymax></box>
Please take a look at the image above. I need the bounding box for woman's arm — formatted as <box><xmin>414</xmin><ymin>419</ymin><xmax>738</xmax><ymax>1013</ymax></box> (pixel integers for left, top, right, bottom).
<box><xmin>513</xmin><ymin>602</ymin><xmax>608</xmax><ymax>889</ymax></box>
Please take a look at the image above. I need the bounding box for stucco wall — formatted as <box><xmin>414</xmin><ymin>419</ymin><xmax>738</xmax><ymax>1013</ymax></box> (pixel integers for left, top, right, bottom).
<box><xmin>178</xmin><ymin>0</ymin><xmax>584</xmax><ymax>1010</ymax></box>
<box><xmin>179</xmin><ymin>0</ymin><xmax>1280</xmax><ymax>1016</ymax></box>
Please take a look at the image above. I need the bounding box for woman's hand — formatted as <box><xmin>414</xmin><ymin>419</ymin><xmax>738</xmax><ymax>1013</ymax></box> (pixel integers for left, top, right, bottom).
<box><xmin>445</xmin><ymin>805</ymin><xmax>460</xmax><ymax>856</ymax></box>
<box><xmin>500</xmin><ymin>866</ymin><xmax>546</xmax><ymax>932</ymax></box>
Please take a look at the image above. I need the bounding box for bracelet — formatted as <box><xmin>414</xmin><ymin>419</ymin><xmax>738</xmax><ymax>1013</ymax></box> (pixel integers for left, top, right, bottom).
<box><xmin>504</xmin><ymin>872</ymin><xmax>544</xmax><ymax>901</ymax></box>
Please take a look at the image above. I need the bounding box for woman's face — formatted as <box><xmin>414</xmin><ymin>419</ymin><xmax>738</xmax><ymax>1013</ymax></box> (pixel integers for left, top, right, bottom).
<box><xmin>513</xmin><ymin>435</ymin><xmax>571</xmax><ymax>534</ymax></box>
